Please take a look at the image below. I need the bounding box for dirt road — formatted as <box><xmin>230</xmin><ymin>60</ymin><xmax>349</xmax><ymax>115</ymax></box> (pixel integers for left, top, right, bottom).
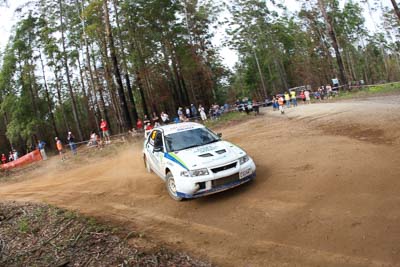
<box><xmin>1</xmin><ymin>95</ymin><xmax>400</xmax><ymax>266</ymax></box>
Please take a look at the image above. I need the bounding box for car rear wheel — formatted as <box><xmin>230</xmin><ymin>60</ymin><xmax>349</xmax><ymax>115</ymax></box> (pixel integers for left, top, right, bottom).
<box><xmin>166</xmin><ymin>172</ymin><xmax>183</xmax><ymax>201</ymax></box>
<box><xmin>144</xmin><ymin>155</ymin><xmax>151</xmax><ymax>173</ymax></box>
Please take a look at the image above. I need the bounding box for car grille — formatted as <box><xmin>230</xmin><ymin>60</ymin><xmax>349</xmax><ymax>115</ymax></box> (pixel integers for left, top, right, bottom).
<box><xmin>212</xmin><ymin>173</ymin><xmax>239</xmax><ymax>187</ymax></box>
<box><xmin>211</xmin><ymin>162</ymin><xmax>237</xmax><ymax>173</ymax></box>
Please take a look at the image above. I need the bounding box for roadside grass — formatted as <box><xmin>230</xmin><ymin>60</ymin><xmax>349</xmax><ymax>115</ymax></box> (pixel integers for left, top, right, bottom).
<box><xmin>338</xmin><ymin>82</ymin><xmax>400</xmax><ymax>99</ymax></box>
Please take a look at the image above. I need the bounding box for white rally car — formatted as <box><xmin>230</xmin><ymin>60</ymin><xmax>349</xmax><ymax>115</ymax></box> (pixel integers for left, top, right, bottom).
<box><xmin>143</xmin><ymin>122</ymin><xmax>256</xmax><ymax>201</ymax></box>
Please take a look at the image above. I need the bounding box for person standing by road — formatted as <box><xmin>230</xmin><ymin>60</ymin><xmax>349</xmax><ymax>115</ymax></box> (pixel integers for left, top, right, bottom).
<box><xmin>136</xmin><ymin>118</ymin><xmax>143</xmax><ymax>130</ymax></box>
<box><xmin>13</xmin><ymin>149</ymin><xmax>18</xmax><ymax>160</ymax></box>
<box><xmin>290</xmin><ymin>90</ymin><xmax>297</xmax><ymax>107</ymax></box>
<box><xmin>305</xmin><ymin>90</ymin><xmax>311</xmax><ymax>104</ymax></box>
<box><xmin>100</xmin><ymin>118</ymin><xmax>111</xmax><ymax>144</ymax></box>
<box><xmin>190</xmin><ymin>104</ymin><xmax>198</xmax><ymax>119</ymax></box>
<box><xmin>67</xmin><ymin>131</ymin><xmax>77</xmax><ymax>155</ymax></box>
<box><xmin>300</xmin><ymin>90</ymin><xmax>305</xmax><ymax>104</ymax></box>
<box><xmin>38</xmin><ymin>140</ymin><xmax>47</xmax><ymax>160</ymax></box>
<box><xmin>1</xmin><ymin>154</ymin><xmax>6</xmax><ymax>164</ymax></box>
<box><xmin>278</xmin><ymin>95</ymin><xmax>285</xmax><ymax>114</ymax></box>
<box><xmin>199</xmin><ymin>105</ymin><xmax>207</xmax><ymax>121</ymax></box>
<box><xmin>272</xmin><ymin>96</ymin><xmax>278</xmax><ymax>111</ymax></box>
<box><xmin>55</xmin><ymin>137</ymin><xmax>66</xmax><ymax>161</ymax></box>
<box><xmin>284</xmin><ymin>92</ymin><xmax>291</xmax><ymax>108</ymax></box>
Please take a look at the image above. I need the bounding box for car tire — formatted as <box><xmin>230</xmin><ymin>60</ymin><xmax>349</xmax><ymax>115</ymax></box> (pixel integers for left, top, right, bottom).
<box><xmin>144</xmin><ymin>155</ymin><xmax>151</xmax><ymax>173</ymax></box>
<box><xmin>166</xmin><ymin>172</ymin><xmax>183</xmax><ymax>201</ymax></box>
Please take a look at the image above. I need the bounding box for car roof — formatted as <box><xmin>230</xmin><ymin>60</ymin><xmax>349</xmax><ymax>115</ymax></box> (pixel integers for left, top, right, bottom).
<box><xmin>155</xmin><ymin>122</ymin><xmax>205</xmax><ymax>135</ymax></box>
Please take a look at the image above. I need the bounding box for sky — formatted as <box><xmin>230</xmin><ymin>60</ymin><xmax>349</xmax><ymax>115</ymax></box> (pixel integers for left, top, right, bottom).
<box><xmin>0</xmin><ymin>0</ymin><xmax>390</xmax><ymax>69</ymax></box>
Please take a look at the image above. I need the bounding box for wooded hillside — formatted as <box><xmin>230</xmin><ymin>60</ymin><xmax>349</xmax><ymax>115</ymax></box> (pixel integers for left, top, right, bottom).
<box><xmin>0</xmin><ymin>0</ymin><xmax>399</xmax><ymax>155</ymax></box>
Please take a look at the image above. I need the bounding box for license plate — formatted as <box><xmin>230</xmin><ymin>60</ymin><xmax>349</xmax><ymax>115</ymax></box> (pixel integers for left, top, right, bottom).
<box><xmin>239</xmin><ymin>168</ymin><xmax>252</xmax><ymax>179</ymax></box>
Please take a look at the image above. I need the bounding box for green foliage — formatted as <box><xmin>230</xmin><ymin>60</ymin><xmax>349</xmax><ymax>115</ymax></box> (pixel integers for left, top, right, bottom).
<box><xmin>0</xmin><ymin>0</ymin><xmax>400</xmax><ymax>155</ymax></box>
<box><xmin>18</xmin><ymin>218</ymin><xmax>30</xmax><ymax>233</ymax></box>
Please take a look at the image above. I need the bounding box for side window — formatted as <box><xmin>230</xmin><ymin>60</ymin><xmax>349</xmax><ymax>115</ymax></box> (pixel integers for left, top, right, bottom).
<box><xmin>154</xmin><ymin>132</ymin><xmax>163</xmax><ymax>148</ymax></box>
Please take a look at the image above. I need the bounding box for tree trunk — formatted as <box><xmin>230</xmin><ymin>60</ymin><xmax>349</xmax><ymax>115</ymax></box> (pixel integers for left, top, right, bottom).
<box><xmin>38</xmin><ymin>48</ymin><xmax>59</xmax><ymax>138</ymax></box>
<box><xmin>112</xmin><ymin>0</ymin><xmax>139</xmax><ymax>125</ymax></box>
<box><xmin>391</xmin><ymin>0</ymin><xmax>400</xmax><ymax>22</ymax></box>
<box><xmin>252</xmin><ymin>46</ymin><xmax>268</xmax><ymax>98</ymax></box>
<box><xmin>53</xmin><ymin>66</ymin><xmax>69</xmax><ymax>131</ymax></box>
<box><xmin>90</xmin><ymin>46</ymin><xmax>112</xmax><ymax>132</ymax></box>
<box><xmin>318</xmin><ymin>0</ymin><xmax>348</xmax><ymax>88</ymax></box>
<box><xmin>103</xmin><ymin>0</ymin><xmax>132</xmax><ymax>130</ymax></box>
<box><xmin>59</xmin><ymin>0</ymin><xmax>84</xmax><ymax>140</ymax></box>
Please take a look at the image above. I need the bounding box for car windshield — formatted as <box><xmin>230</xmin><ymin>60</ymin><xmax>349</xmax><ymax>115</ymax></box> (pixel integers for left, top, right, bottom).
<box><xmin>164</xmin><ymin>127</ymin><xmax>220</xmax><ymax>152</ymax></box>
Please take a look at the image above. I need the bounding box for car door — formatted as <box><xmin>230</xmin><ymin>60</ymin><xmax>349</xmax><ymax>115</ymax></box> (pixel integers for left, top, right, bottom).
<box><xmin>145</xmin><ymin>130</ymin><xmax>165</xmax><ymax>177</ymax></box>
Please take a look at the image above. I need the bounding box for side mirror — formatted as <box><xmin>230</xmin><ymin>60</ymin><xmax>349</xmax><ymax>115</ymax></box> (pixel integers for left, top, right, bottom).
<box><xmin>153</xmin><ymin>146</ymin><xmax>163</xmax><ymax>153</ymax></box>
<box><xmin>217</xmin><ymin>133</ymin><xmax>222</xmax><ymax>138</ymax></box>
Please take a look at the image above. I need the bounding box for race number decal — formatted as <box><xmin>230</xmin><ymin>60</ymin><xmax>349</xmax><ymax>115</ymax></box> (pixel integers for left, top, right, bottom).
<box><xmin>151</xmin><ymin>131</ymin><xmax>157</xmax><ymax>140</ymax></box>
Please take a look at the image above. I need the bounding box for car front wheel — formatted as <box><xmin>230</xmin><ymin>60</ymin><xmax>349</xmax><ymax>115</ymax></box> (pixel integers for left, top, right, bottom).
<box><xmin>166</xmin><ymin>172</ymin><xmax>183</xmax><ymax>201</ymax></box>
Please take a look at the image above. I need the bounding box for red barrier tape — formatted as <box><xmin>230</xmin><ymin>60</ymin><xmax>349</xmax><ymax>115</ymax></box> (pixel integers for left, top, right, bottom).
<box><xmin>0</xmin><ymin>149</ymin><xmax>42</xmax><ymax>170</ymax></box>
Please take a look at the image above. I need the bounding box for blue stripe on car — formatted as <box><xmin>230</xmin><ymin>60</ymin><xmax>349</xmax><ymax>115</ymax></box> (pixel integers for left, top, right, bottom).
<box><xmin>164</xmin><ymin>152</ymin><xmax>189</xmax><ymax>170</ymax></box>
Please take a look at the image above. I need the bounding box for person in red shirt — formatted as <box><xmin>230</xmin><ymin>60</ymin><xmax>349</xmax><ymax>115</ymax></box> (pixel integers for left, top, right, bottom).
<box><xmin>1</xmin><ymin>154</ymin><xmax>6</xmax><ymax>164</ymax></box>
<box><xmin>136</xmin><ymin>118</ymin><xmax>143</xmax><ymax>131</ymax></box>
<box><xmin>145</xmin><ymin>123</ymin><xmax>153</xmax><ymax>131</ymax></box>
<box><xmin>100</xmin><ymin>118</ymin><xmax>111</xmax><ymax>144</ymax></box>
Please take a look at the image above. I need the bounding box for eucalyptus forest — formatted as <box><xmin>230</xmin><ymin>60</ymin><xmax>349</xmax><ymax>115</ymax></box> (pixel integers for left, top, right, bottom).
<box><xmin>0</xmin><ymin>0</ymin><xmax>399</xmax><ymax>154</ymax></box>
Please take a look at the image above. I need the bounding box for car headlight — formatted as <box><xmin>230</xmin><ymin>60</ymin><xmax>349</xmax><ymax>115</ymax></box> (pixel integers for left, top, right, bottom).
<box><xmin>239</xmin><ymin>155</ymin><xmax>249</xmax><ymax>165</ymax></box>
<box><xmin>180</xmin><ymin>168</ymin><xmax>209</xmax><ymax>177</ymax></box>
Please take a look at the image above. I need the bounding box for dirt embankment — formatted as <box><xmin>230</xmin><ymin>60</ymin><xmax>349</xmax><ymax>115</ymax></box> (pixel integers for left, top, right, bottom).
<box><xmin>1</xmin><ymin>95</ymin><xmax>400</xmax><ymax>266</ymax></box>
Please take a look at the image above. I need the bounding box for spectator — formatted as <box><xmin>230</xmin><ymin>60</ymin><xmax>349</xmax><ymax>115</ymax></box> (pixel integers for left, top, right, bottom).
<box><xmin>278</xmin><ymin>95</ymin><xmax>285</xmax><ymax>114</ymax></box>
<box><xmin>190</xmin><ymin>104</ymin><xmax>198</xmax><ymax>118</ymax></box>
<box><xmin>100</xmin><ymin>118</ymin><xmax>111</xmax><ymax>144</ymax></box>
<box><xmin>185</xmin><ymin>107</ymin><xmax>191</xmax><ymax>118</ymax></box>
<box><xmin>145</xmin><ymin>123</ymin><xmax>153</xmax><ymax>131</ymax></box>
<box><xmin>272</xmin><ymin>96</ymin><xmax>278</xmax><ymax>111</ymax></box>
<box><xmin>326</xmin><ymin>84</ymin><xmax>333</xmax><ymax>98</ymax></box>
<box><xmin>8</xmin><ymin>151</ymin><xmax>13</xmax><ymax>162</ymax></box>
<box><xmin>314</xmin><ymin>90</ymin><xmax>321</xmax><ymax>101</ymax></box>
<box><xmin>300</xmin><ymin>90</ymin><xmax>305</xmax><ymax>103</ymax></box>
<box><xmin>199</xmin><ymin>105</ymin><xmax>207</xmax><ymax>121</ymax></box>
<box><xmin>223</xmin><ymin>103</ymin><xmax>229</xmax><ymax>113</ymax></box>
<box><xmin>290</xmin><ymin>90</ymin><xmax>297</xmax><ymax>107</ymax></box>
<box><xmin>179</xmin><ymin>113</ymin><xmax>189</xmax><ymax>122</ymax></box>
<box><xmin>136</xmin><ymin>118</ymin><xmax>143</xmax><ymax>130</ymax></box>
<box><xmin>38</xmin><ymin>140</ymin><xmax>47</xmax><ymax>160</ymax></box>
<box><xmin>1</xmin><ymin>154</ymin><xmax>6</xmax><ymax>164</ymax></box>
<box><xmin>177</xmin><ymin>107</ymin><xmax>183</xmax><ymax>118</ymax></box>
<box><xmin>67</xmin><ymin>131</ymin><xmax>77</xmax><ymax>155</ymax></box>
<box><xmin>55</xmin><ymin>137</ymin><xmax>66</xmax><ymax>161</ymax></box>
<box><xmin>284</xmin><ymin>92</ymin><xmax>291</xmax><ymax>108</ymax></box>
<box><xmin>143</xmin><ymin>114</ymin><xmax>151</xmax><ymax>125</ymax></box>
<box><xmin>252</xmin><ymin>100</ymin><xmax>260</xmax><ymax>115</ymax></box>
<box><xmin>161</xmin><ymin>112</ymin><xmax>170</xmax><ymax>124</ymax></box>
<box><xmin>305</xmin><ymin>90</ymin><xmax>311</xmax><ymax>104</ymax></box>
<box><xmin>13</xmin><ymin>149</ymin><xmax>18</xmax><ymax>160</ymax></box>
<box><xmin>245</xmin><ymin>101</ymin><xmax>252</xmax><ymax>115</ymax></box>
<box><xmin>152</xmin><ymin>112</ymin><xmax>160</xmax><ymax>126</ymax></box>
<box><xmin>88</xmin><ymin>131</ymin><xmax>98</xmax><ymax>147</ymax></box>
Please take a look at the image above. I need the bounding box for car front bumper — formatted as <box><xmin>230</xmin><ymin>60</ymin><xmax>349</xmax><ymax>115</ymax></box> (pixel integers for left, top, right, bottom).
<box><xmin>176</xmin><ymin>171</ymin><xmax>256</xmax><ymax>199</ymax></box>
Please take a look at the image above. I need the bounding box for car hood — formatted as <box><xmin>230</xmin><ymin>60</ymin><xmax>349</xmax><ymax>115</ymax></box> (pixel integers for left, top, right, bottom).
<box><xmin>167</xmin><ymin>141</ymin><xmax>247</xmax><ymax>170</ymax></box>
